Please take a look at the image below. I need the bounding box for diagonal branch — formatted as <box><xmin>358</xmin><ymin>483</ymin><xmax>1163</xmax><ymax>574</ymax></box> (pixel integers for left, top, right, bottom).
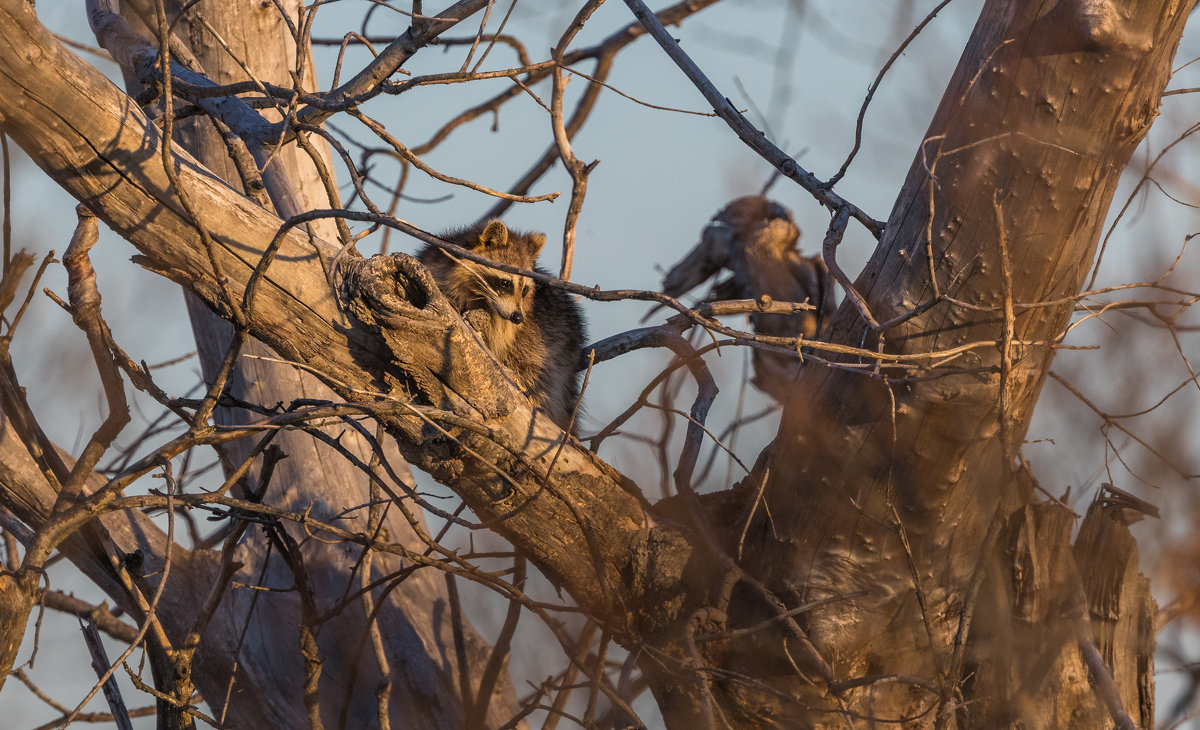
<box><xmin>0</xmin><ymin>0</ymin><xmax>688</xmax><ymax>623</ymax></box>
<box><xmin>621</xmin><ymin>0</ymin><xmax>884</xmax><ymax>239</ymax></box>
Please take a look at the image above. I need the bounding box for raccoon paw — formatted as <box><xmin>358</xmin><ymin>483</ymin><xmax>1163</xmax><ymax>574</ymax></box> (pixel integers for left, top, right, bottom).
<box><xmin>463</xmin><ymin>308</ymin><xmax>491</xmax><ymax>332</ymax></box>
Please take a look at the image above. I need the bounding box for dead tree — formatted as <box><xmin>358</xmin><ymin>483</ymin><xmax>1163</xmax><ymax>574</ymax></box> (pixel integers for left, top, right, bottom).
<box><xmin>0</xmin><ymin>0</ymin><xmax>1192</xmax><ymax>727</ymax></box>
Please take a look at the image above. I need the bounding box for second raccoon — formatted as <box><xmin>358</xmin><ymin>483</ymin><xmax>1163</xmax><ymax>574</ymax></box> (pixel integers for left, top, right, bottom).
<box><xmin>417</xmin><ymin>220</ymin><xmax>585</xmax><ymax>430</ymax></box>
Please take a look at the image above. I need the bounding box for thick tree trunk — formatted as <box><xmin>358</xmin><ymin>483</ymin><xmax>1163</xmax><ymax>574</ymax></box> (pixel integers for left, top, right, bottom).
<box><xmin>721</xmin><ymin>0</ymin><xmax>1187</xmax><ymax>725</ymax></box>
<box><xmin>0</xmin><ymin>1</ymin><xmax>515</xmax><ymax>726</ymax></box>
<box><xmin>132</xmin><ymin>2</ymin><xmax>518</xmax><ymax>727</ymax></box>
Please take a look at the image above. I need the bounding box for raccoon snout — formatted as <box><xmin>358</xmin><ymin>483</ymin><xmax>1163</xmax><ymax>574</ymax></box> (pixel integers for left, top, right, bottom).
<box><xmin>509</xmin><ymin>311</ymin><xmax>525</xmax><ymax>324</ymax></box>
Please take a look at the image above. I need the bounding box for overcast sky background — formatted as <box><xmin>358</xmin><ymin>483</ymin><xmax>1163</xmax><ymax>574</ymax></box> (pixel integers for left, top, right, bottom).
<box><xmin>3</xmin><ymin>1</ymin><xmax>1200</xmax><ymax>727</ymax></box>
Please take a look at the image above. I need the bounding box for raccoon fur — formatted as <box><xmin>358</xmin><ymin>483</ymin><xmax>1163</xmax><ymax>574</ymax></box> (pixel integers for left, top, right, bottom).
<box><xmin>417</xmin><ymin>220</ymin><xmax>585</xmax><ymax>430</ymax></box>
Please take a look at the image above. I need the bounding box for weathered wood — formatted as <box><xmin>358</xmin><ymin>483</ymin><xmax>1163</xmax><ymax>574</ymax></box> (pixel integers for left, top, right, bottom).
<box><xmin>947</xmin><ymin>501</ymin><xmax>1156</xmax><ymax>729</ymax></box>
<box><xmin>0</xmin><ymin>0</ymin><xmax>685</xmax><ymax>633</ymax></box>
<box><xmin>1075</xmin><ymin>502</ymin><xmax>1156</xmax><ymax>729</ymax></box>
<box><xmin>136</xmin><ymin>0</ymin><xmax>517</xmax><ymax>724</ymax></box>
<box><xmin>0</xmin><ymin>0</ymin><xmax>1180</xmax><ymax>727</ymax></box>
<box><xmin>962</xmin><ymin>504</ymin><xmax>1105</xmax><ymax>728</ymax></box>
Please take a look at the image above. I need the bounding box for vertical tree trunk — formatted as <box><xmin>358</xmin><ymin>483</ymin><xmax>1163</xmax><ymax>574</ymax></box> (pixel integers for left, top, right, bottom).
<box><xmin>109</xmin><ymin>2</ymin><xmax>516</xmax><ymax>726</ymax></box>
<box><xmin>713</xmin><ymin>0</ymin><xmax>1186</xmax><ymax>725</ymax></box>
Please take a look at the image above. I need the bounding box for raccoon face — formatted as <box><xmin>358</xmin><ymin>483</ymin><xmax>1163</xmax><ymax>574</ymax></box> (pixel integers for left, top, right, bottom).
<box><xmin>441</xmin><ymin>260</ymin><xmax>534</xmax><ymax>358</ymax></box>
<box><xmin>426</xmin><ymin>219</ymin><xmax>547</xmax><ymax>355</ymax></box>
<box><xmin>464</xmin><ymin>219</ymin><xmax>542</xmax><ymax>325</ymax></box>
<box><xmin>473</xmin><ymin>268</ymin><xmax>534</xmax><ymax>325</ymax></box>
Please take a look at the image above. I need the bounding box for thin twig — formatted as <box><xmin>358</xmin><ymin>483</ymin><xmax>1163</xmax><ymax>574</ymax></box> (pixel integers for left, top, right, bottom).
<box><xmin>621</xmin><ymin>0</ymin><xmax>883</xmax><ymax>239</ymax></box>
<box><xmin>79</xmin><ymin>620</ymin><xmax>135</xmax><ymax>730</ymax></box>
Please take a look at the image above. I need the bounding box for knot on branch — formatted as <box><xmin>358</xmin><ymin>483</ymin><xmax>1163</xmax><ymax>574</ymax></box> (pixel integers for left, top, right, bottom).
<box><xmin>64</xmin><ymin>206</ymin><xmax>101</xmax><ymax>325</ymax></box>
<box><xmin>334</xmin><ymin>252</ymin><xmax>440</xmax><ymax>329</ymax></box>
<box><xmin>333</xmin><ymin>253</ymin><xmax>516</xmax><ymax>423</ymax></box>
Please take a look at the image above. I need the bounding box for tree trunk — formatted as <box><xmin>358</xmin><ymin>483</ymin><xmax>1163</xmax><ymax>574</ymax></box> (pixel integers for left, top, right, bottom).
<box><xmin>721</xmin><ymin>0</ymin><xmax>1185</xmax><ymax>725</ymax></box>
<box><xmin>143</xmin><ymin>2</ymin><xmax>517</xmax><ymax>727</ymax></box>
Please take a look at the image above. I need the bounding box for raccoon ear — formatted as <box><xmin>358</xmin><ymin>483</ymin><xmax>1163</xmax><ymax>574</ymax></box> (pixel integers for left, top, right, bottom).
<box><xmin>529</xmin><ymin>233</ymin><xmax>546</xmax><ymax>257</ymax></box>
<box><xmin>478</xmin><ymin>220</ymin><xmax>509</xmax><ymax>250</ymax></box>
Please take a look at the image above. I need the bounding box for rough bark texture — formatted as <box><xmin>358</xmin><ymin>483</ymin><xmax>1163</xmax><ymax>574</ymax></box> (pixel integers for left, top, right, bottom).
<box><xmin>0</xmin><ymin>0</ymin><xmax>1184</xmax><ymax>727</ymax></box>
<box><xmin>725</xmin><ymin>0</ymin><xmax>1187</xmax><ymax>725</ymax></box>
<box><xmin>133</xmin><ymin>1</ymin><xmax>516</xmax><ymax>726</ymax></box>
<box><xmin>0</xmin><ymin>0</ymin><xmax>687</xmax><ymax>677</ymax></box>
<box><xmin>954</xmin><ymin>501</ymin><xmax>1156</xmax><ymax>728</ymax></box>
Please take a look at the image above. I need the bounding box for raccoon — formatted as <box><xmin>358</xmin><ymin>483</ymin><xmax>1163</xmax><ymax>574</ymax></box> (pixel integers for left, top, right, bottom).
<box><xmin>417</xmin><ymin>220</ymin><xmax>586</xmax><ymax>430</ymax></box>
<box><xmin>661</xmin><ymin>196</ymin><xmax>836</xmax><ymax>403</ymax></box>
